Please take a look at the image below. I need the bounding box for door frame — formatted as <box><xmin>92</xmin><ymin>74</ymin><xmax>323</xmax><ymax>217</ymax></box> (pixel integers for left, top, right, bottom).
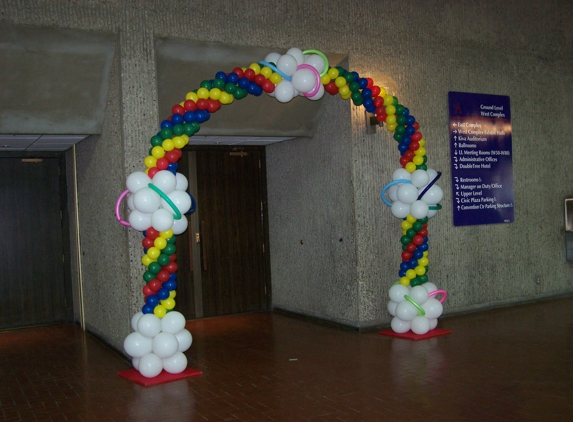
<box><xmin>178</xmin><ymin>145</ymin><xmax>272</xmax><ymax>318</ymax></box>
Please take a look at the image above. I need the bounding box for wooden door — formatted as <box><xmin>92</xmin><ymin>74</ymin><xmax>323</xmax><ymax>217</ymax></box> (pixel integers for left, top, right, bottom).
<box><xmin>177</xmin><ymin>147</ymin><xmax>271</xmax><ymax>318</ymax></box>
<box><xmin>0</xmin><ymin>157</ymin><xmax>70</xmax><ymax>329</ymax></box>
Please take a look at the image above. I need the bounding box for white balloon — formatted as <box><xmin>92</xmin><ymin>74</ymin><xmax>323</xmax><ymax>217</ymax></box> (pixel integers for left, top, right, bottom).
<box><xmin>387</xmin><ymin>300</ymin><xmax>397</xmax><ymax>316</ymax></box>
<box><xmin>276</xmin><ymin>54</ymin><xmax>298</xmax><ymax>76</ymax></box>
<box><xmin>152</xmin><ymin>332</ymin><xmax>179</xmax><ymax>359</ymax></box>
<box><xmin>388</xmin><ymin>185</ymin><xmax>399</xmax><ymax>202</ymax></box>
<box><xmin>423</xmin><ymin>282</ymin><xmax>438</xmax><ymax>293</ymax></box>
<box><xmin>411</xmin><ymin>316</ymin><xmax>430</xmax><ymax>335</ymax></box>
<box><xmin>175</xmin><ymin>173</ymin><xmax>188</xmax><ymax>191</ymax></box>
<box><xmin>130</xmin><ymin>312</ymin><xmax>143</xmax><ymax>331</ymax></box>
<box><xmin>426</xmin><ymin>168</ymin><xmax>438</xmax><ymax>182</ymax></box>
<box><xmin>132</xmin><ymin>357</ymin><xmax>140</xmax><ymax>370</ymax></box>
<box><xmin>427</xmin><ymin>208</ymin><xmax>438</xmax><ymax>219</ymax></box>
<box><xmin>161</xmin><ymin>311</ymin><xmax>186</xmax><ymax>334</ymax></box>
<box><xmin>286</xmin><ymin>47</ymin><xmax>304</xmax><ymax>65</ymax></box>
<box><xmin>175</xmin><ymin>329</ymin><xmax>193</xmax><ymax>352</ymax></box>
<box><xmin>391</xmin><ymin>317</ymin><xmax>411</xmax><ymax>333</ymax></box>
<box><xmin>133</xmin><ymin>187</ymin><xmax>161</xmax><ymax>214</ymax></box>
<box><xmin>151</xmin><ymin>171</ymin><xmax>177</xmax><ymax>195</ymax></box>
<box><xmin>138</xmin><ymin>353</ymin><xmax>163</xmax><ymax>378</ymax></box>
<box><xmin>292</xmin><ymin>68</ymin><xmax>317</xmax><ymax>93</ymax></box>
<box><xmin>396</xmin><ymin>184</ymin><xmax>418</xmax><ymax>204</ymax></box>
<box><xmin>151</xmin><ymin>209</ymin><xmax>174</xmax><ymax>232</ymax></box>
<box><xmin>128</xmin><ymin>210</ymin><xmax>152</xmax><ymax>231</ymax></box>
<box><xmin>163</xmin><ymin>352</ymin><xmax>187</xmax><ymax>374</ymax></box>
<box><xmin>171</xmin><ymin>216</ymin><xmax>189</xmax><ymax>235</ymax></box>
<box><xmin>391</xmin><ymin>201</ymin><xmax>410</xmax><ymax>218</ymax></box>
<box><xmin>410</xmin><ymin>200</ymin><xmax>429</xmax><ymax>219</ymax></box>
<box><xmin>419</xmin><ymin>185</ymin><xmax>443</xmax><ymax>205</ymax></box>
<box><xmin>126</xmin><ymin>171</ymin><xmax>151</xmax><ymax>193</ymax></box>
<box><xmin>307</xmin><ymin>84</ymin><xmax>324</xmax><ymax>101</ymax></box>
<box><xmin>264</xmin><ymin>52</ymin><xmax>281</xmax><ymax>65</ymax></box>
<box><xmin>428</xmin><ymin>318</ymin><xmax>438</xmax><ymax>330</ymax></box>
<box><xmin>127</xmin><ymin>194</ymin><xmax>136</xmax><ymax>211</ymax></box>
<box><xmin>274</xmin><ymin>80</ymin><xmax>295</xmax><ymax>103</ymax></box>
<box><xmin>137</xmin><ymin>314</ymin><xmax>162</xmax><ymax>338</ymax></box>
<box><xmin>396</xmin><ymin>300</ymin><xmax>418</xmax><ymax>321</ymax></box>
<box><xmin>410</xmin><ymin>170</ymin><xmax>430</xmax><ymax>188</ymax></box>
<box><xmin>422</xmin><ymin>298</ymin><xmax>443</xmax><ymax>319</ymax></box>
<box><xmin>389</xmin><ymin>284</ymin><xmax>409</xmax><ymax>302</ymax></box>
<box><xmin>392</xmin><ymin>168</ymin><xmax>411</xmax><ymax>181</ymax></box>
<box><xmin>409</xmin><ymin>286</ymin><xmax>429</xmax><ymax>305</ymax></box>
<box><xmin>124</xmin><ymin>332</ymin><xmax>153</xmax><ymax>358</ymax></box>
<box><xmin>161</xmin><ymin>190</ymin><xmax>191</xmax><ymax>215</ymax></box>
<box><xmin>303</xmin><ymin>54</ymin><xmax>326</xmax><ymax>74</ymax></box>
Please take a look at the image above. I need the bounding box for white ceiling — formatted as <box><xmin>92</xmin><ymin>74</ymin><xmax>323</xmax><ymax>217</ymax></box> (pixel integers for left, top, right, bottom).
<box><xmin>0</xmin><ymin>134</ymin><xmax>89</xmax><ymax>151</ymax></box>
<box><xmin>188</xmin><ymin>136</ymin><xmax>295</xmax><ymax>146</ymax></box>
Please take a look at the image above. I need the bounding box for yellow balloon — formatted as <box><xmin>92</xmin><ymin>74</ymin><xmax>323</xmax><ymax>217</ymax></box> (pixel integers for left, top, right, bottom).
<box><xmin>160</xmin><ymin>229</ymin><xmax>173</xmax><ymax>239</ymax></box>
<box><xmin>401</xmin><ymin>221</ymin><xmax>412</xmax><ymax>230</ymax></box>
<box><xmin>405</xmin><ymin>162</ymin><xmax>417</xmax><ymax>173</ymax></box>
<box><xmin>423</xmin><ymin>251</ymin><xmax>429</xmax><ymax>257</ymax></box>
<box><xmin>399</xmin><ymin>277</ymin><xmax>410</xmax><ymax>286</ymax></box>
<box><xmin>161</xmin><ymin>298</ymin><xmax>175</xmax><ymax>310</ymax></box>
<box><xmin>185</xmin><ymin>92</ymin><xmax>198</xmax><ymax>102</ymax></box>
<box><xmin>147</xmin><ymin>247</ymin><xmax>160</xmax><ymax>260</ymax></box>
<box><xmin>406</xmin><ymin>214</ymin><xmax>417</xmax><ymax>224</ymax></box>
<box><xmin>419</xmin><ymin>138</ymin><xmax>426</xmax><ymax>147</ymax></box>
<box><xmin>153</xmin><ymin>305</ymin><xmax>167</xmax><ymax>318</ymax></box>
<box><xmin>415</xmin><ymin>266</ymin><xmax>426</xmax><ymax>276</ymax></box>
<box><xmin>173</xmin><ymin>136</ymin><xmax>186</xmax><ymax>149</ymax></box>
<box><xmin>196</xmin><ymin>87</ymin><xmax>209</xmax><ymax>99</ymax></box>
<box><xmin>406</xmin><ymin>269</ymin><xmax>416</xmax><ymax>280</ymax></box>
<box><xmin>162</xmin><ymin>139</ymin><xmax>175</xmax><ymax>152</ymax></box>
<box><xmin>169</xmin><ymin>290</ymin><xmax>177</xmax><ymax>299</ymax></box>
<box><xmin>402</xmin><ymin>229</ymin><xmax>407</xmax><ymax>236</ymax></box>
<box><xmin>141</xmin><ymin>255</ymin><xmax>153</xmax><ymax>266</ymax></box>
<box><xmin>154</xmin><ymin>237</ymin><xmax>167</xmax><ymax>250</ymax></box>
<box><xmin>415</xmin><ymin>147</ymin><xmax>427</xmax><ymax>156</ymax></box>
<box><xmin>383</xmin><ymin>95</ymin><xmax>394</xmax><ymax>106</ymax></box>
<box><xmin>378</xmin><ymin>87</ymin><xmax>387</xmax><ymax>97</ymax></box>
<box><xmin>151</xmin><ymin>146</ymin><xmax>165</xmax><ymax>159</ymax></box>
<box><xmin>385</xmin><ymin>105</ymin><xmax>396</xmax><ymax>115</ymax></box>
<box><xmin>248</xmin><ymin>62</ymin><xmax>261</xmax><ymax>74</ymax></box>
<box><xmin>269</xmin><ymin>72</ymin><xmax>282</xmax><ymax>84</ymax></box>
<box><xmin>209</xmin><ymin>88</ymin><xmax>222</xmax><ymax>100</ymax></box>
<box><xmin>413</xmin><ymin>156</ymin><xmax>424</xmax><ymax>165</ymax></box>
<box><xmin>418</xmin><ymin>257</ymin><xmax>429</xmax><ymax>267</ymax></box>
<box><xmin>386</xmin><ymin>115</ymin><xmax>397</xmax><ymax>125</ymax></box>
<box><xmin>320</xmin><ymin>74</ymin><xmax>331</xmax><ymax>85</ymax></box>
<box><xmin>327</xmin><ymin>67</ymin><xmax>339</xmax><ymax>79</ymax></box>
<box><xmin>181</xmin><ymin>134</ymin><xmax>189</xmax><ymax>143</ymax></box>
<box><xmin>260</xmin><ymin>67</ymin><xmax>272</xmax><ymax>78</ymax></box>
<box><xmin>386</xmin><ymin>123</ymin><xmax>397</xmax><ymax>132</ymax></box>
<box><xmin>219</xmin><ymin>92</ymin><xmax>231</xmax><ymax>105</ymax></box>
<box><xmin>341</xmin><ymin>92</ymin><xmax>352</xmax><ymax>100</ymax></box>
<box><xmin>144</xmin><ymin>155</ymin><xmax>157</xmax><ymax>168</ymax></box>
<box><xmin>334</xmin><ymin>76</ymin><xmax>347</xmax><ymax>88</ymax></box>
<box><xmin>339</xmin><ymin>85</ymin><xmax>350</xmax><ymax>96</ymax></box>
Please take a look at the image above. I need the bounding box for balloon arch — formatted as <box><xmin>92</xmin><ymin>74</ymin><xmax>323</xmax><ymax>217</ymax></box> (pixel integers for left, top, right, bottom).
<box><xmin>116</xmin><ymin>47</ymin><xmax>446</xmax><ymax>378</ymax></box>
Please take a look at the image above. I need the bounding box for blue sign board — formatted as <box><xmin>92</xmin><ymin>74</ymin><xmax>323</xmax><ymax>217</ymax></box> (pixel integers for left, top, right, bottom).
<box><xmin>448</xmin><ymin>92</ymin><xmax>514</xmax><ymax>226</ymax></box>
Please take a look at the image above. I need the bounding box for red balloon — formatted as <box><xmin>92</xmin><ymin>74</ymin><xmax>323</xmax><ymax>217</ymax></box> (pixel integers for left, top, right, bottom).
<box><xmin>413</xmin><ymin>122</ymin><xmax>420</xmax><ymax>130</ymax></box>
<box><xmin>148</xmin><ymin>279</ymin><xmax>162</xmax><ymax>292</ymax></box>
<box><xmin>243</xmin><ymin>68</ymin><xmax>256</xmax><ymax>81</ymax></box>
<box><xmin>142</xmin><ymin>237</ymin><xmax>154</xmax><ymax>249</ymax></box>
<box><xmin>157</xmin><ymin>270</ymin><xmax>170</xmax><ymax>282</ymax></box>
<box><xmin>148</xmin><ymin>167</ymin><xmax>159</xmax><ymax>178</ymax></box>
<box><xmin>399</xmin><ymin>156</ymin><xmax>409</xmax><ymax>166</ymax></box>
<box><xmin>401</xmin><ymin>251</ymin><xmax>412</xmax><ymax>261</ymax></box>
<box><xmin>409</xmin><ymin>141</ymin><xmax>420</xmax><ymax>151</ymax></box>
<box><xmin>232</xmin><ymin>67</ymin><xmax>244</xmax><ymax>78</ymax></box>
<box><xmin>411</xmin><ymin>132</ymin><xmax>422</xmax><ymax>142</ymax></box>
<box><xmin>156</xmin><ymin>158</ymin><xmax>169</xmax><ymax>170</ymax></box>
<box><xmin>404</xmin><ymin>150</ymin><xmax>415</xmax><ymax>161</ymax></box>
<box><xmin>171</xmin><ymin>148</ymin><xmax>182</xmax><ymax>161</ymax></box>
<box><xmin>324</xmin><ymin>81</ymin><xmax>339</xmax><ymax>95</ymax></box>
<box><xmin>165</xmin><ymin>151</ymin><xmax>178</xmax><ymax>163</ymax></box>
<box><xmin>406</xmin><ymin>243</ymin><xmax>417</xmax><ymax>253</ymax></box>
<box><xmin>143</xmin><ymin>285</ymin><xmax>154</xmax><ymax>296</ymax></box>
<box><xmin>375</xmin><ymin>106</ymin><xmax>385</xmax><ymax>116</ymax></box>
<box><xmin>165</xmin><ymin>262</ymin><xmax>178</xmax><ymax>274</ymax></box>
<box><xmin>146</xmin><ymin>228</ymin><xmax>159</xmax><ymax>240</ymax></box>
<box><xmin>183</xmin><ymin>100</ymin><xmax>197</xmax><ymax>111</ymax></box>
<box><xmin>366</xmin><ymin>78</ymin><xmax>373</xmax><ymax>88</ymax></box>
<box><xmin>254</xmin><ymin>74</ymin><xmax>266</xmax><ymax>85</ymax></box>
<box><xmin>373</xmin><ymin>96</ymin><xmax>384</xmax><ymax>107</ymax></box>
<box><xmin>169</xmin><ymin>253</ymin><xmax>177</xmax><ymax>262</ymax></box>
<box><xmin>262</xmin><ymin>80</ymin><xmax>275</xmax><ymax>93</ymax></box>
<box><xmin>196</xmin><ymin>99</ymin><xmax>208</xmax><ymax>110</ymax></box>
<box><xmin>171</xmin><ymin>104</ymin><xmax>185</xmax><ymax>115</ymax></box>
<box><xmin>371</xmin><ymin>85</ymin><xmax>381</xmax><ymax>97</ymax></box>
<box><xmin>412</xmin><ymin>235</ymin><xmax>424</xmax><ymax>246</ymax></box>
<box><xmin>207</xmin><ymin>99</ymin><xmax>221</xmax><ymax>113</ymax></box>
<box><xmin>418</xmin><ymin>229</ymin><xmax>428</xmax><ymax>238</ymax></box>
<box><xmin>376</xmin><ymin>113</ymin><xmax>387</xmax><ymax>122</ymax></box>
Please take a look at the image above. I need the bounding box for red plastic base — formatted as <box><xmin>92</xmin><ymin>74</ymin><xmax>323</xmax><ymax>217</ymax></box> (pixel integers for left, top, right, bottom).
<box><xmin>117</xmin><ymin>367</ymin><xmax>202</xmax><ymax>387</ymax></box>
<box><xmin>379</xmin><ymin>327</ymin><xmax>452</xmax><ymax>341</ymax></box>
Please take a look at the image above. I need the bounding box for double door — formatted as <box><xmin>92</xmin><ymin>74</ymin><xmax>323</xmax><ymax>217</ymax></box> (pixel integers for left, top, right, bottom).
<box><xmin>176</xmin><ymin>147</ymin><xmax>271</xmax><ymax>318</ymax></box>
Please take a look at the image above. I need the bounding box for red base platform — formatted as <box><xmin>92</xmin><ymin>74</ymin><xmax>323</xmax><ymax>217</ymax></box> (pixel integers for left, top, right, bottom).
<box><xmin>379</xmin><ymin>327</ymin><xmax>451</xmax><ymax>341</ymax></box>
<box><xmin>117</xmin><ymin>367</ymin><xmax>202</xmax><ymax>387</ymax></box>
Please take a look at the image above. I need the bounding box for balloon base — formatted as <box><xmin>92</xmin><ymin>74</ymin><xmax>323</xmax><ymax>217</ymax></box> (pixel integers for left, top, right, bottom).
<box><xmin>117</xmin><ymin>367</ymin><xmax>202</xmax><ymax>387</ymax></box>
<box><xmin>379</xmin><ymin>327</ymin><xmax>451</xmax><ymax>341</ymax></box>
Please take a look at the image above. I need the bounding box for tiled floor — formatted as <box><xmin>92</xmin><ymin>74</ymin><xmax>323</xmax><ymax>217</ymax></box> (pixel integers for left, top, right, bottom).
<box><xmin>1</xmin><ymin>296</ymin><xmax>573</xmax><ymax>422</ymax></box>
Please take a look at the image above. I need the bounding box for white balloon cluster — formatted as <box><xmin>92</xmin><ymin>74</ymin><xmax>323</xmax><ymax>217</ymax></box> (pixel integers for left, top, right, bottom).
<box><xmin>264</xmin><ymin>47</ymin><xmax>325</xmax><ymax>103</ymax></box>
<box><xmin>385</xmin><ymin>168</ymin><xmax>443</xmax><ymax>220</ymax></box>
<box><xmin>124</xmin><ymin>311</ymin><xmax>192</xmax><ymax>378</ymax></box>
<box><xmin>387</xmin><ymin>283</ymin><xmax>445</xmax><ymax>335</ymax></box>
<box><xmin>126</xmin><ymin>170</ymin><xmax>191</xmax><ymax>235</ymax></box>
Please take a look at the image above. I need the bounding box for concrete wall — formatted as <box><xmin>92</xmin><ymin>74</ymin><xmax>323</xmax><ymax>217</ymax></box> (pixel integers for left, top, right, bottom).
<box><xmin>2</xmin><ymin>0</ymin><xmax>572</xmax><ymax>348</ymax></box>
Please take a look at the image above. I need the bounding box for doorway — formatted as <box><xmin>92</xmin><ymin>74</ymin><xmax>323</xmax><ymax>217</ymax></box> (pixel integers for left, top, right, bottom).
<box><xmin>176</xmin><ymin>146</ymin><xmax>271</xmax><ymax>318</ymax></box>
<box><xmin>0</xmin><ymin>155</ymin><xmax>73</xmax><ymax>329</ymax></box>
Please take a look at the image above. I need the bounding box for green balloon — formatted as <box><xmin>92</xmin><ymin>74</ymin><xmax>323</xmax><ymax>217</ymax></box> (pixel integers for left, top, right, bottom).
<box><xmin>336</xmin><ymin>66</ymin><xmax>346</xmax><ymax>76</ymax></box>
<box><xmin>416</xmin><ymin>164</ymin><xmax>428</xmax><ymax>171</ymax></box>
<box><xmin>410</xmin><ymin>278</ymin><xmax>421</xmax><ymax>287</ymax></box>
<box><xmin>224</xmin><ymin>83</ymin><xmax>237</xmax><ymax>95</ymax></box>
<box><xmin>395</xmin><ymin>125</ymin><xmax>406</xmax><ymax>135</ymax></box>
<box><xmin>143</xmin><ymin>271</ymin><xmax>155</xmax><ymax>282</ymax></box>
<box><xmin>150</xmin><ymin>136</ymin><xmax>163</xmax><ymax>147</ymax></box>
<box><xmin>396</xmin><ymin>115</ymin><xmax>407</xmax><ymax>125</ymax></box>
<box><xmin>190</xmin><ymin>122</ymin><xmax>201</xmax><ymax>134</ymax></box>
<box><xmin>412</xmin><ymin>221</ymin><xmax>423</xmax><ymax>232</ymax></box>
<box><xmin>418</xmin><ymin>274</ymin><xmax>428</xmax><ymax>284</ymax></box>
<box><xmin>213</xmin><ymin>78</ymin><xmax>225</xmax><ymax>90</ymax></box>
<box><xmin>167</xmin><ymin>236</ymin><xmax>177</xmax><ymax>244</ymax></box>
<box><xmin>157</xmin><ymin>253</ymin><xmax>170</xmax><ymax>266</ymax></box>
<box><xmin>172</xmin><ymin>124</ymin><xmax>184</xmax><ymax>136</ymax></box>
<box><xmin>394</xmin><ymin>133</ymin><xmax>404</xmax><ymax>142</ymax></box>
<box><xmin>160</xmin><ymin>127</ymin><xmax>173</xmax><ymax>140</ymax></box>
<box><xmin>200</xmin><ymin>80</ymin><xmax>213</xmax><ymax>89</ymax></box>
<box><xmin>392</xmin><ymin>97</ymin><xmax>399</xmax><ymax>106</ymax></box>
<box><xmin>349</xmin><ymin>81</ymin><xmax>360</xmax><ymax>92</ymax></box>
<box><xmin>148</xmin><ymin>262</ymin><xmax>162</xmax><ymax>274</ymax></box>
<box><xmin>419</xmin><ymin>217</ymin><xmax>429</xmax><ymax>224</ymax></box>
<box><xmin>164</xmin><ymin>244</ymin><xmax>177</xmax><ymax>255</ymax></box>
<box><xmin>400</xmin><ymin>236</ymin><xmax>412</xmax><ymax>245</ymax></box>
<box><xmin>406</xmin><ymin>229</ymin><xmax>416</xmax><ymax>238</ymax></box>
<box><xmin>396</xmin><ymin>104</ymin><xmax>405</xmax><ymax>115</ymax></box>
<box><xmin>344</xmin><ymin>72</ymin><xmax>354</xmax><ymax>83</ymax></box>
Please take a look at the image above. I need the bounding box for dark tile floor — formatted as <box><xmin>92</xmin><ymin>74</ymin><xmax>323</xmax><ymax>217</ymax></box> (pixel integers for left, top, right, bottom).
<box><xmin>1</xmin><ymin>296</ymin><xmax>573</xmax><ymax>422</ymax></box>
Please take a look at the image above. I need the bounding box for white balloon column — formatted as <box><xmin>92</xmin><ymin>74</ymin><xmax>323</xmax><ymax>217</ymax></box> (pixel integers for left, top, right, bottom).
<box><xmin>115</xmin><ymin>47</ymin><xmax>447</xmax><ymax>378</ymax></box>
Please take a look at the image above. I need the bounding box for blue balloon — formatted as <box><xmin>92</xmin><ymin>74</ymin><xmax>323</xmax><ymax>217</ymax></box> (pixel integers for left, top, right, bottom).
<box><xmin>215</xmin><ymin>71</ymin><xmax>227</xmax><ymax>82</ymax></box>
<box><xmin>413</xmin><ymin>250</ymin><xmax>423</xmax><ymax>259</ymax></box>
<box><xmin>171</xmin><ymin>114</ymin><xmax>184</xmax><ymax>125</ymax></box>
<box><xmin>361</xmin><ymin>88</ymin><xmax>372</xmax><ymax>98</ymax></box>
<box><xmin>142</xmin><ymin>304</ymin><xmax>154</xmax><ymax>314</ymax></box>
<box><xmin>238</xmin><ymin>77</ymin><xmax>250</xmax><ymax>89</ymax></box>
<box><xmin>146</xmin><ymin>295</ymin><xmax>159</xmax><ymax>307</ymax></box>
<box><xmin>406</xmin><ymin>125</ymin><xmax>416</xmax><ymax>136</ymax></box>
<box><xmin>184</xmin><ymin>111</ymin><xmax>196</xmax><ymax>123</ymax></box>
<box><xmin>160</xmin><ymin>120</ymin><xmax>173</xmax><ymax>129</ymax></box>
<box><xmin>227</xmin><ymin>72</ymin><xmax>239</xmax><ymax>84</ymax></box>
<box><xmin>406</xmin><ymin>115</ymin><xmax>416</xmax><ymax>125</ymax></box>
<box><xmin>157</xmin><ymin>288</ymin><xmax>170</xmax><ymax>300</ymax></box>
<box><xmin>399</xmin><ymin>270</ymin><xmax>406</xmax><ymax>277</ymax></box>
<box><xmin>400</xmin><ymin>262</ymin><xmax>410</xmax><ymax>272</ymax></box>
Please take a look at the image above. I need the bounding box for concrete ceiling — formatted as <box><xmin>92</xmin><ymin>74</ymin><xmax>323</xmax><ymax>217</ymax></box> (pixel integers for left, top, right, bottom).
<box><xmin>0</xmin><ymin>134</ymin><xmax>89</xmax><ymax>151</ymax></box>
